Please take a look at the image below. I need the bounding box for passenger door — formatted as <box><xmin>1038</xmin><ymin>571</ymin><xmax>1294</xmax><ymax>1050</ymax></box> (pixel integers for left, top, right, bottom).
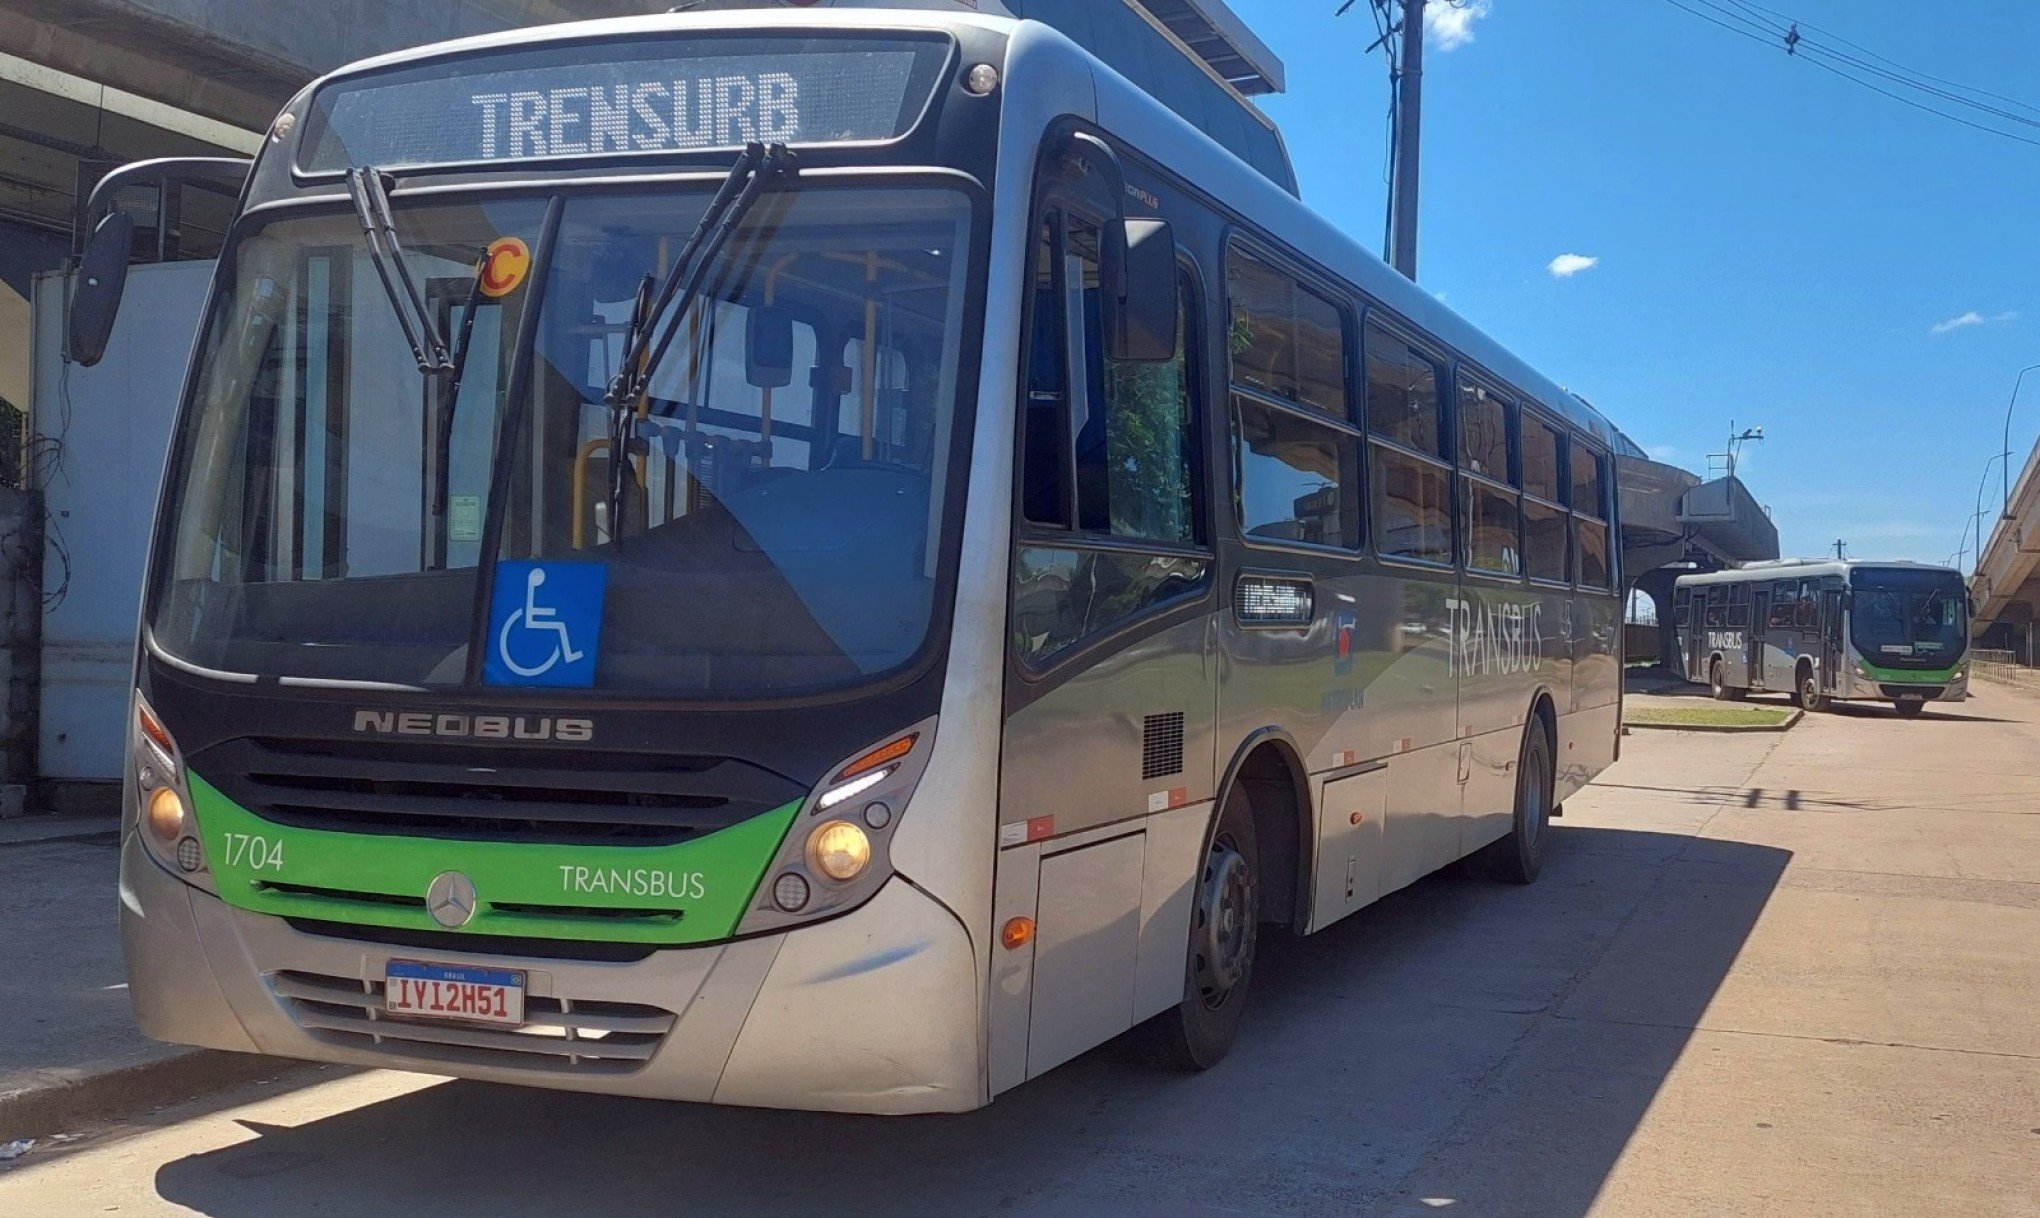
<box><xmin>1820</xmin><ymin>585</ymin><xmax>1845</xmax><ymax>694</ymax></box>
<box><xmin>1748</xmin><ymin>588</ymin><xmax>1769</xmax><ymax>688</ymax></box>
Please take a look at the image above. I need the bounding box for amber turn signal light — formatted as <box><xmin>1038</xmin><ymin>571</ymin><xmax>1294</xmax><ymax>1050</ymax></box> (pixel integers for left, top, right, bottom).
<box><xmin>1001</xmin><ymin>917</ymin><xmax>1035</xmax><ymax>951</ymax></box>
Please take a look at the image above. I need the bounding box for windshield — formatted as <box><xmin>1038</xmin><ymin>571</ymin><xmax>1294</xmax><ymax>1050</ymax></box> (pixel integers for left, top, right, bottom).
<box><xmin>150</xmin><ymin>185</ymin><xmax>977</xmax><ymax>696</ymax></box>
<box><xmin>1851</xmin><ymin>568</ymin><xmax>1968</xmax><ymax>666</ymax></box>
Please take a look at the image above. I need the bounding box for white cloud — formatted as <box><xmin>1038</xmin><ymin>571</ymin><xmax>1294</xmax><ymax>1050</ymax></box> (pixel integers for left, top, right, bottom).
<box><xmin>1548</xmin><ymin>253</ymin><xmax>1599</xmax><ymax>278</ymax></box>
<box><xmin>1931</xmin><ymin>309</ymin><xmax>2018</xmax><ymax>334</ymax></box>
<box><xmin>1427</xmin><ymin>0</ymin><xmax>1494</xmax><ymax>51</ymax></box>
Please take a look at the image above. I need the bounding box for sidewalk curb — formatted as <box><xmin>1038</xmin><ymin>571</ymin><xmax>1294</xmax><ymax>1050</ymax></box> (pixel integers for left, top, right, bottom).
<box><xmin>1624</xmin><ymin>709</ymin><xmax>1804</xmax><ymax>734</ymax></box>
<box><xmin>0</xmin><ymin>1049</ymin><xmax>316</xmax><ymax>1145</ymax></box>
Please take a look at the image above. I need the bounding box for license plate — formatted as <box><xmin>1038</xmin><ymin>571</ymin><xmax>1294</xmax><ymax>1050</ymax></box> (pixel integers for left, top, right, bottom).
<box><xmin>384</xmin><ymin>961</ymin><xmax>526</xmax><ymax>1027</ymax></box>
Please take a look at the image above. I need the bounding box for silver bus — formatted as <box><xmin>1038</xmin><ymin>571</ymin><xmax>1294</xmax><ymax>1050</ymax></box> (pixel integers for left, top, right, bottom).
<box><xmin>86</xmin><ymin>1</ymin><xmax>1628</xmax><ymax>1114</ymax></box>
<box><xmin>1674</xmin><ymin>560</ymin><xmax>1969</xmax><ymax>717</ymax></box>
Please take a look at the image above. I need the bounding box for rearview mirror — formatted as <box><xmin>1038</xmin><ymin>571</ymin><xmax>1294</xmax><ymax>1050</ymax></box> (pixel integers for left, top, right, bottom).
<box><xmin>1101</xmin><ymin>218</ymin><xmax>1178</xmax><ymax>363</ymax></box>
<box><xmin>746</xmin><ymin>305</ymin><xmax>795</xmax><ymax>389</ymax></box>
<box><xmin>67</xmin><ymin>211</ymin><xmax>137</xmax><ymax>368</ymax></box>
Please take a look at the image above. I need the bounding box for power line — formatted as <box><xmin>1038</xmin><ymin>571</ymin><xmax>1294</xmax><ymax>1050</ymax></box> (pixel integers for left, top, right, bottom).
<box><xmin>1655</xmin><ymin>0</ymin><xmax>2040</xmax><ymax>150</ymax></box>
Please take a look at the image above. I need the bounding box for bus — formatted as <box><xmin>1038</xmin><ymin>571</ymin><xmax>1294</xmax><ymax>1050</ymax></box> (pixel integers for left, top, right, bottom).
<box><xmin>85</xmin><ymin>0</ymin><xmax>1630</xmax><ymax>1114</ymax></box>
<box><xmin>1674</xmin><ymin>560</ymin><xmax>1969</xmax><ymax>718</ymax></box>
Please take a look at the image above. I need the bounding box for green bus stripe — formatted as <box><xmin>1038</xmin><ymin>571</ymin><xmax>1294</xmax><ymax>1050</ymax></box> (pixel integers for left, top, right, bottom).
<box><xmin>187</xmin><ymin>771</ymin><xmax>800</xmax><ymax>945</ymax></box>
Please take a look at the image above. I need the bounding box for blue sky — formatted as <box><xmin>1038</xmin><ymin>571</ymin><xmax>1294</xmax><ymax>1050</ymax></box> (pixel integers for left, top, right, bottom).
<box><xmin>1230</xmin><ymin>0</ymin><xmax>2040</xmax><ymax>566</ymax></box>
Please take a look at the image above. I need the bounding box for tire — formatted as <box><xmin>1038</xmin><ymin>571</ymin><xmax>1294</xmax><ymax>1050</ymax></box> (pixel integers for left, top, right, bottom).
<box><xmin>1134</xmin><ymin>784</ymin><xmax>1260</xmax><ymax>1070</ymax></box>
<box><xmin>1895</xmin><ymin>700</ymin><xmax>1926</xmax><ymax>719</ymax></box>
<box><xmin>1484</xmin><ymin>718</ymin><xmax>1554</xmax><ymax>885</ymax></box>
<box><xmin>1796</xmin><ymin>664</ymin><xmax>1828</xmax><ymax>712</ymax></box>
<box><xmin>1709</xmin><ymin>659</ymin><xmax>1731</xmax><ymax>701</ymax></box>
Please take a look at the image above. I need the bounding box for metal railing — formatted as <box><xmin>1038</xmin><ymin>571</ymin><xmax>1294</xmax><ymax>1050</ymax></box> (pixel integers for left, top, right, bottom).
<box><xmin>1971</xmin><ymin>649</ymin><xmax>2040</xmax><ymax>687</ymax></box>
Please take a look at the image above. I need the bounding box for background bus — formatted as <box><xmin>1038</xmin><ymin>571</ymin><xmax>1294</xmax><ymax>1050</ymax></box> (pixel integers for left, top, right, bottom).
<box><xmin>1674</xmin><ymin>560</ymin><xmax>1969</xmax><ymax>717</ymax></box>
<box><xmin>88</xmin><ymin>3</ymin><xmax>1632</xmax><ymax>1114</ymax></box>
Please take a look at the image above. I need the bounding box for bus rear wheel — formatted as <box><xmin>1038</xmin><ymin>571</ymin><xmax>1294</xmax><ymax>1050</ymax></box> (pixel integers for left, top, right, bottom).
<box><xmin>1483</xmin><ymin>719</ymin><xmax>1553</xmax><ymax>885</ymax></box>
<box><xmin>1895</xmin><ymin>699</ymin><xmax>1927</xmax><ymax>719</ymax></box>
<box><xmin>1135</xmin><ymin>785</ymin><xmax>1260</xmax><ymax>1071</ymax></box>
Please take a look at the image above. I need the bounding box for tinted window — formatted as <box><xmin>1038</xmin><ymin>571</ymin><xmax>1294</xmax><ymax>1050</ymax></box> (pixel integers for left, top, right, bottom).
<box><xmin>1524</xmin><ymin>497</ymin><xmax>1568</xmax><ymax>582</ymax></box>
<box><xmin>1235</xmin><ymin>397</ymin><xmax>1356</xmax><ymax>549</ymax></box>
<box><xmin>1365</xmin><ymin>323</ymin><xmax>1444</xmax><ymax>457</ymax></box>
<box><xmin>1374</xmin><ymin>446</ymin><xmax>1452</xmax><ymax>564</ymax></box>
<box><xmin>1460</xmin><ymin>379</ymin><xmax>1512</xmax><ymax>481</ymax></box>
<box><xmin>1467</xmin><ymin>480</ymin><xmax>1522</xmax><ymax>576</ymax></box>
<box><xmin>1523</xmin><ymin>416</ymin><xmax>1563</xmax><ymax>502</ymax></box>
<box><xmin>1013</xmin><ymin>547</ymin><xmax>1211</xmax><ymax>667</ymax></box>
<box><xmin>1577</xmin><ymin>519</ymin><xmax>1611</xmax><ymax>589</ymax></box>
<box><xmin>1026</xmin><ymin>213</ymin><xmax>1200</xmax><ymax>545</ymax></box>
<box><xmin>1227</xmin><ymin>247</ymin><xmax>1347</xmax><ymax>414</ymax></box>
<box><xmin>1572</xmin><ymin>445</ymin><xmax>1607</xmax><ymax>519</ymax></box>
<box><xmin>1769</xmin><ymin>581</ymin><xmax>1797</xmax><ymax>627</ymax></box>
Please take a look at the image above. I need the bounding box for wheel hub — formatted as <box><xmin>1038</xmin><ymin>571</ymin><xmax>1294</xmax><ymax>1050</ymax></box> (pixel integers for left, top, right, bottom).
<box><xmin>1196</xmin><ymin>843</ymin><xmax>1254</xmax><ymax>996</ymax></box>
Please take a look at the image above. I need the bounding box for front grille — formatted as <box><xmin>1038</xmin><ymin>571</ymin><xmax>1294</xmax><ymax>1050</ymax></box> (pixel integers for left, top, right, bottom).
<box><xmin>285</xmin><ymin>918</ymin><xmax>656</xmax><ymax>963</ymax></box>
<box><xmin>272</xmin><ymin>969</ymin><xmax>675</xmax><ymax>1075</ymax></box>
<box><xmin>1880</xmin><ymin>684</ymin><xmax>1945</xmax><ymax>700</ymax></box>
<box><xmin>191</xmin><ymin>736</ymin><xmax>805</xmax><ymax>847</ymax></box>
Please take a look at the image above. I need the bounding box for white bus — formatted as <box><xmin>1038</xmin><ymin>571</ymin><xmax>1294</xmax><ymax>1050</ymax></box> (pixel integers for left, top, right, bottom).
<box><xmin>88</xmin><ymin>0</ymin><xmax>1630</xmax><ymax>1113</ymax></box>
<box><xmin>1675</xmin><ymin>560</ymin><xmax>1969</xmax><ymax>717</ymax></box>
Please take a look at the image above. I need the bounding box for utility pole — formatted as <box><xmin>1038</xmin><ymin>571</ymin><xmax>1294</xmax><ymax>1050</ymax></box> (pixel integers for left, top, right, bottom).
<box><xmin>1389</xmin><ymin>0</ymin><xmax>1425</xmax><ymax>280</ymax></box>
<box><xmin>1833</xmin><ymin>539</ymin><xmax>1846</xmax><ymax>561</ymax></box>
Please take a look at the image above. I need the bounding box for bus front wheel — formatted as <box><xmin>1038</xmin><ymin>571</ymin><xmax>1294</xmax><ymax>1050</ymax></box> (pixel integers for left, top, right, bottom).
<box><xmin>1135</xmin><ymin>785</ymin><xmax>1260</xmax><ymax>1071</ymax></box>
<box><xmin>1709</xmin><ymin>659</ymin><xmax>1732</xmax><ymax>701</ymax></box>
<box><xmin>1796</xmin><ymin>665</ymin><xmax>1828</xmax><ymax>712</ymax></box>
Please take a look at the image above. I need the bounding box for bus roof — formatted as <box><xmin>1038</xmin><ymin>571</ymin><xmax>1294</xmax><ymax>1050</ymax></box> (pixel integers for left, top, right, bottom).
<box><xmin>1677</xmin><ymin>559</ymin><xmax>1962</xmax><ymax>587</ymax></box>
<box><xmin>291</xmin><ymin>6</ymin><xmax>1637</xmax><ymax>454</ymax></box>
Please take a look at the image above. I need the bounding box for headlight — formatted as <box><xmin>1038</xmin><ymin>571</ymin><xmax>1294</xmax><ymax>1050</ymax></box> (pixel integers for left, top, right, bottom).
<box><xmin>809</xmin><ymin>820</ymin><xmax>872</xmax><ymax>882</ymax></box>
<box><xmin>146</xmin><ymin>786</ymin><xmax>187</xmax><ymax>841</ymax></box>
<box><xmin>737</xmin><ymin>717</ymin><xmax>937</xmax><ymax>936</ymax></box>
<box><xmin>130</xmin><ymin>691</ymin><xmax>208</xmax><ymax>884</ymax></box>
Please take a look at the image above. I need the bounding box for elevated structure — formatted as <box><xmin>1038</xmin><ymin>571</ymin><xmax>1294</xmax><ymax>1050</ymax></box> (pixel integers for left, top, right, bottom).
<box><xmin>1971</xmin><ymin>434</ymin><xmax>2040</xmax><ymax>662</ymax></box>
<box><xmin>1618</xmin><ymin>453</ymin><xmax>1780</xmax><ymax>668</ymax></box>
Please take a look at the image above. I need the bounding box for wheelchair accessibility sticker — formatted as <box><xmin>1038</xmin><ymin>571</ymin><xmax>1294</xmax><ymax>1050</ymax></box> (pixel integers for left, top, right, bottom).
<box><xmin>485</xmin><ymin>561</ymin><xmax>607</xmax><ymax>688</ymax></box>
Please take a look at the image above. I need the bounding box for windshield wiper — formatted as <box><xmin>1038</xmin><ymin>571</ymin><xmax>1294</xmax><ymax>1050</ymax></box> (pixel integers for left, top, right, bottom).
<box><xmin>346</xmin><ymin>166</ymin><xmax>455</xmax><ymax>375</ymax></box>
<box><xmin>600</xmin><ymin>141</ymin><xmax>796</xmax><ymax>538</ymax></box>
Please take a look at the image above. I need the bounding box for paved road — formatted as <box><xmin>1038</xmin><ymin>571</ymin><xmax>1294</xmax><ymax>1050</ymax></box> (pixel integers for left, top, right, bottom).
<box><xmin>5</xmin><ymin>687</ymin><xmax>2037</xmax><ymax>1216</ymax></box>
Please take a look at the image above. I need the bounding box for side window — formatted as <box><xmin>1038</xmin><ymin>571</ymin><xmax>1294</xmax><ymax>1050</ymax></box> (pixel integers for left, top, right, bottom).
<box><xmin>1795</xmin><ymin>579</ymin><xmax>1818</xmax><ymax>627</ymax></box>
<box><xmin>1367</xmin><ymin>322</ymin><xmax>1451</xmax><ymax>564</ymax></box>
<box><xmin>1704</xmin><ymin>589</ymin><xmax>1727</xmax><ymax>628</ymax></box>
<box><xmin>1522</xmin><ymin>416</ymin><xmax>1564</xmax><ymax>503</ymax></box>
<box><xmin>1571</xmin><ymin>441</ymin><xmax>1612</xmax><ymax>590</ymax></box>
<box><xmin>1012</xmin><ymin>202</ymin><xmax>1211</xmax><ymax>668</ymax></box>
<box><xmin>1459</xmin><ymin>376</ymin><xmax>1520</xmax><ymax>577</ymax></box>
<box><xmin>1459</xmin><ymin>379</ymin><xmax>1512</xmax><ymax>480</ymax></box>
<box><xmin>1228</xmin><ymin>245</ymin><xmax>1360</xmax><ymax>550</ymax></box>
<box><xmin>1521</xmin><ymin>412</ymin><xmax>1567</xmax><ymax>583</ymax></box>
<box><xmin>1769</xmin><ymin>581</ymin><xmax>1797</xmax><ymax>628</ymax></box>
<box><xmin>1365</xmin><ymin>322</ymin><xmax>1445</xmax><ymax>458</ymax></box>
<box><xmin>1727</xmin><ymin>583</ymin><xmax>1750</xmax><ymax>627</ymax></box>
<box><xmin>1021</xmin><ymin>210</ymin><xmax>1201</xmax><ymax>544</ymax></box>
<box><xmin>1227</xmin><ymin>245</ymin><xmax>1347</xmax><ymax>415</ymax></box>
<box><xmin>1571</xmin><ymin>443</ymin><xmax>1608</xmax><ymax>520</ymax></box>
<box><xmin>1673</xmin><ymin>587</ymin><xmax>1691</xmax><ymax>627</ymax></box>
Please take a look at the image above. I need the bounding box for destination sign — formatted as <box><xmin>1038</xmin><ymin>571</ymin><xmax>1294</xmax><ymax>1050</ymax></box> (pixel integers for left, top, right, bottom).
<box><xmin>299</xmin><ymin>35</ymin><xmax>951</xmax><ymax>172</ymax></box>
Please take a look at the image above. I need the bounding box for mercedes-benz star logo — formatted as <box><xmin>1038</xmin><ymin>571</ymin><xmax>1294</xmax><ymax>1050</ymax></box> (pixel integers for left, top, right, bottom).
<box><xmin>426</xmin><ymin>871</ymin><xmax>478</xmax><ymax>929</ymax></box>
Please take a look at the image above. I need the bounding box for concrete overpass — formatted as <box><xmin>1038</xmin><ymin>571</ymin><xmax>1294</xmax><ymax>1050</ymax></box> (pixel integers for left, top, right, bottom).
<box><xmin>1971</xmin><ymin>434</ymin><xmax>2040</xmax><ymax>662</ymax></box>
<box><xmin>1618</xmin><ymin>454</ymin><xmax>1780</xmax><ymax>667</ymax></box>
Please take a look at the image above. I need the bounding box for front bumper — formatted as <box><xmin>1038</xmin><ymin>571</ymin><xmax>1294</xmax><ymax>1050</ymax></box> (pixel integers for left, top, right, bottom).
<box><xmin>119</xmin><ymin>831</ymin><xmax>984</xmax><ymax>1114</ymax></box>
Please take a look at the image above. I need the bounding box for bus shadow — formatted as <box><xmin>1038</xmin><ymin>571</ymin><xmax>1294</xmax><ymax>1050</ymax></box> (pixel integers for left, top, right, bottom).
<box><xmin>149</xmin><ymin>826</ymin><xmax>1789</xmax><ymax>1218</ymax></box>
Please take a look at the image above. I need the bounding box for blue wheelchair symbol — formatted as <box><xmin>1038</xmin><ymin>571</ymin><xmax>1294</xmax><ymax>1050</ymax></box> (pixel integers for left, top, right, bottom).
<box><xmin>485</xmin><ymin>562</ymin><xmax>607</xmax><ymax>688</ymax></box>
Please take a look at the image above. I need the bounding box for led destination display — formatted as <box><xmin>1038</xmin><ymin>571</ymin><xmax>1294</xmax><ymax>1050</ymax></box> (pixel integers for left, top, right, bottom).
<box><xmin>299</xmin><ymin>35</ymin><xmax>952</xmax><ymax>172</ymax></box>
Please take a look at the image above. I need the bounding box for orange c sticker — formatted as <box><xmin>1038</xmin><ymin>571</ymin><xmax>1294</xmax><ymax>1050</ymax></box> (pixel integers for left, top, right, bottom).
<box><xmin>479</xmin><ymin>237</ymin><xmax>532</xmax><ymax>298</ymax></box>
